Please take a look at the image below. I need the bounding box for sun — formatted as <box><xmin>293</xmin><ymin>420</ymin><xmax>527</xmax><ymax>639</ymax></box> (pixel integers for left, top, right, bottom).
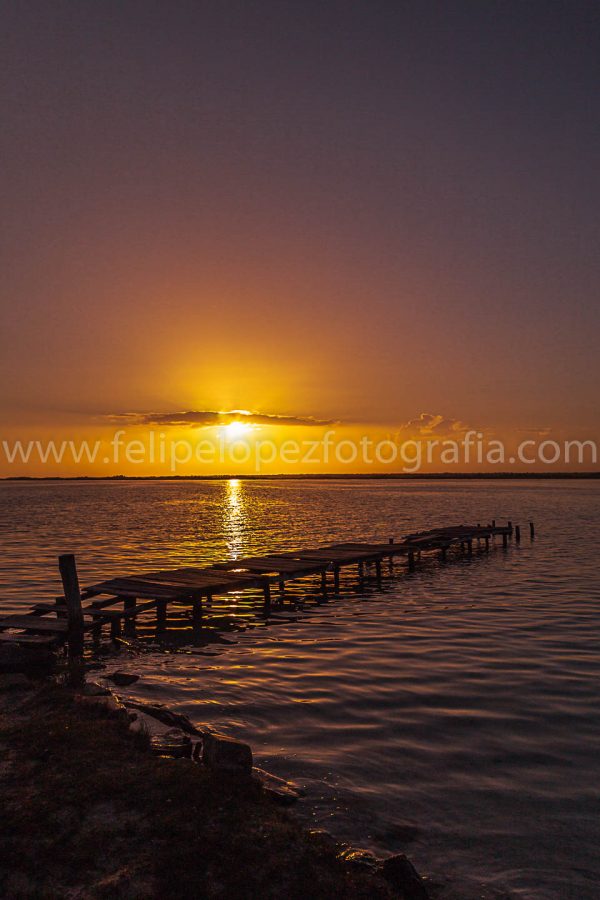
<box><xmin>223</xmin><ymin>420</ymin><xmax>252</xmax><ymax>439</ymax></box>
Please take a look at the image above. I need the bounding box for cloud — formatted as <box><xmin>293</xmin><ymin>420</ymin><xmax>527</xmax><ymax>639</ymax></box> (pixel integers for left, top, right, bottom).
<box><xmin>107</xmin><ymin>409</ymin><xmax>336</xmax><ymax>428</ymax></box>
<box><xmin>398</xmin><ymin>412</ymin><xmax>475</xmax><ymax>436</ymax></box>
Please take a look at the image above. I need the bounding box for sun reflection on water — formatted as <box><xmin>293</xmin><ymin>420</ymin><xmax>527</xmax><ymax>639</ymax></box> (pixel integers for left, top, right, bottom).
<box><xmin>223</xmin><ymin>478</ymin><xmax>245</xmax><ymax>560</ymax></box>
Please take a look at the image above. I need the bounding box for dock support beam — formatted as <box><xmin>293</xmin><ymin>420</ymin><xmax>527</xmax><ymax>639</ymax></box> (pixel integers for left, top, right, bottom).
<box><xmin>515</xmin><ymin>525</ymin><xmax>521</xmax><ymax>543</ymax></box>
<box><xmin>530</xmin><ymin>521</ymin><xmax>535</xmax><ymax>540</ymax></box>
<box><xmin>123</xmin><ymin>595</ymin><xmax>136</xmax><ymax>637</ymax></box>
<box><xmin>192</xmin><ymin>595</ymin><xmax>203</xmax><ymax>631</ymax></box>
<box><xmin>408</xmin><ymin>551</ymin><xmax>415</xmax><ymax>573</ymax></box>
<box><xmin>156</xmin><ymin>600</ymin><xmax>167</xmax><ymax>633</ymax></box>
<box><xmin>58</xmin><ymin>554</ymin><xmax>84</xmax><ymax>657</ymax></box>
<box><xmin>263</xmin><ymin>581</ymin><xmax>272</xmax><ymax>617</ymax></box>
<box><xmin>321</xmin><ymin>570</ymin><xmax>328</xmax><ymax>598</ymax></box>
<box><xmin>333</xmin><ymin>566</ymin><xmax>340</xmax><ymax>593</ymax></box>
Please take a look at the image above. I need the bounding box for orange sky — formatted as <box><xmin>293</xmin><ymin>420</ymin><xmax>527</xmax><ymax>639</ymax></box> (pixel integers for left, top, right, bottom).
<box><xmin>1</xmin><ymin>4</ymin><xmax>598</xmax><ymax>476</ymax></box>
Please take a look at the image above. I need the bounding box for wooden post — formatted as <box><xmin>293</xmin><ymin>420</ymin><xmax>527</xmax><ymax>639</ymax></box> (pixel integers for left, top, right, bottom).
<box><xmin>530</xmin><ymin>521</ymin><xmax>535</xmax><ymax>539</ymax></box>
<box><xmin>502</xmin><ymin>532</ymin><xmax>508</xmax><ymax>548</ymax></box>
<box><xmin>358</xmin><ymin>561</ymin><xmax>365</xmax><ymax>581</ymax></box>
<box><xmin>485</xmin><ymin>536</ymin><xmax>490</xmax><ymax>552</ymax></box>
<box><xmin>263</xmin><ymin>581</ymin><xmax>272</xmax><ymax>617</ymax></box>
<box><xmin>515</xmin><ymin>524</ymin><xmax>521</xmax><ymax>542</ymax></box>
<box><xmin>492</xmin><ymin>519</ymin><xmax>496</xmax><ymax>529</ymax></box>
<box><xmin>321</xmin><ymin>569</ymin><xmax>328</xmax><ymax>597</ymax></box>
<box><xmin>408</xmin><ymin>551</ymin><xmax>415</xmax><ymax>573</ymax></box>
<box><xmin>375</xmin><ymin>559</ymin><xmax>382</xmax><ymax>583</ymax></box>
<box><xmin>123</xmin><ymin>595</ymin><xmax>136</xmax><ymax>637</ymax></box>
<box><xmin>192</xmin><ymin>595</ymin><xmax>203</xmax><ymax>631</ymax></box>
<box><xmin>58</xmin><ymin>554</ymin><xmax>85</xmax><ymax>657</ymax></box>
<box><xmin>333</xmin><ymin>566</ymin><xmax>340</xmax><ymax>593</ymax></box>
<box><xmin>156</xmin><ymin>600</ymin><xmax>167</xmax><ymax>632</ymax></box>
<box><xmin>508</xmin><ymin>520</ymin><xmax>513</xmax><ymax>535</ymax></box>
<box><xmin>467</xmin><ymin>540</ymin><xmax>473</xmax><ymax>556</ymax></box>
<box><xmin>278</xmin><ymin>578</ymin><xmax>285</xmax><ymax>600</ymax></box>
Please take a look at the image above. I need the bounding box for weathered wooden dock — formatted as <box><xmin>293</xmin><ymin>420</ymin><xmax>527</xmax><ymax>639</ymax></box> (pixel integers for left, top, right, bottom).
<box><xmin>0</xmin><ymin>520</ymin><xmax>533</xmax><ymax>654</ymax></box>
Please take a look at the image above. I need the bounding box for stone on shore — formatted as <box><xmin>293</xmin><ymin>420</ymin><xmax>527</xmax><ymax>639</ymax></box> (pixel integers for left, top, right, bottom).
<box><xmin>150</xmin><ymin>728</ymin><xmax>193</xmax><ymax>759</ymax></box>
<box><xmin>381</xmin><ymin>854</ymin><xmax>430</xmax><ymax>899</ymax></box>
<box><xmin>252</xmin><ymin>766</ymin><xmax>305</xmax><ymax>804</ymax></box>
<box><xmin>126</xmin><ymin>701</ymin><xmax>201</xmax><ymax>736</ymax></box>
<box><xmin>76</xmin><ymin>693</ymin><xmax>126</xmax><ymax>718</ymax></box>
<box><xmin>107</xmin><ymin>671</ymin><xmax>140</xmax><ymax>686</ymax></box>
<box><xmin>202</xmin><ymin>731</ymin><xmax>253</xmax><ymax>775</ymax></box>
<box><xmin>337</xmin><ymin>847</ymin><xmax>379</xmax><ymax>871</ymax></box>
<box><xmin>82</xmin><ymin>681</ymin><xmax>111</xmax><ymax>696</ymax></box>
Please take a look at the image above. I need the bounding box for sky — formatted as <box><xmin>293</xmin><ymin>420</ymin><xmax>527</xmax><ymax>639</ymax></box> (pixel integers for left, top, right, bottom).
<box><xmin>1</xmin><ymin>1</ymin><xmax>598</xmax><ymax>475</ymax></box>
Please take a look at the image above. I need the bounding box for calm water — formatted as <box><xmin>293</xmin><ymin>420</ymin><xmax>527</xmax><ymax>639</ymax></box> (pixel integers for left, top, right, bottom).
<box><xmin>1</xmin><ymin>479</ymin><xmax>599</xmax><ymax>899</ymax></box>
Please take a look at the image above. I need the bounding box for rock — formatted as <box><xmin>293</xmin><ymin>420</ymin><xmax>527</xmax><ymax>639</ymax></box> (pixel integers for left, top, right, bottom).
<box><xmin>0</xmin><ymin>673</ymin><xmax>31</xmax><ymax>691</ymax></box>
<box><xmin>126</xmin><ymin>702</ymin><xmax>202</xmax><ymax>736</ymax></box>
<box><xmin>252</xmin><ymin>767</ymin><xmax>305</xmax><ymax>804</ymax></box>
<box><xmin>107</xmin><ymin>671</ymin><xmax>140</xmax><ymax>686</ymax></box>
<box><xmin>308</xmin><ymin>830</ymin><xmax>339</xmax><ymax>856</ymax></box>
<box><xmin>150</xmin><ymin>728</ymin><xmax>193</xmax><ymax>759</ymax></box>
<box><xmin>381</xmin><ymin>854</ymin><xmax>430</xmax><ymax>899</ymax></box>
<box><xmin>76</xmin><ymin>694</ymin><xmax>126</xmax><ymax>717</ymax></box>
<box><xmin>337</xmin><ymin>847</ymin><xmax>379</xmax><ymax>871</ymax></box>
<box><xmin>201</xmin><ymin>731</ymin><xmax>253</xmax><ymax>775</ymax></box>
<box><xmin>82</xmin><ymin>681</ymin><xmax>111</xmax><ymax>696</ymax></box>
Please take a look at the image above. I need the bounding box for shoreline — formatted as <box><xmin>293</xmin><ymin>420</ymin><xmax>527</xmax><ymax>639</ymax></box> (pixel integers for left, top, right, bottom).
<box><xmin>0</xmin><ymin>672</ymin><xmax>432</xmax><ymax>899</ymax></box>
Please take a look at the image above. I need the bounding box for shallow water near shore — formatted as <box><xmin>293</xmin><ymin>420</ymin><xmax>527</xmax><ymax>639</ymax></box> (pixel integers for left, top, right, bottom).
<box><xmin>1</xmin><ymin>478</ymin><xmax>599</xmax><ymax>899</ymax></box>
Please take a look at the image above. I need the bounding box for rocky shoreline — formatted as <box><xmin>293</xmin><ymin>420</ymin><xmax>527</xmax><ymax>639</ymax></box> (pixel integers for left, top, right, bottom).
<box><xmin>0</xmin><ymin>648</ymin><xmax>433</xmax><ymax>899</ymax></box>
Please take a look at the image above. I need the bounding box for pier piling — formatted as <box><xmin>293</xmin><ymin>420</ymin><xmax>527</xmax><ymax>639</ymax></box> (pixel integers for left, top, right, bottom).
<box><xmin>58</xmin><ymin>554</ymin><xmax>84</xmax><ymax>657</ymax></box>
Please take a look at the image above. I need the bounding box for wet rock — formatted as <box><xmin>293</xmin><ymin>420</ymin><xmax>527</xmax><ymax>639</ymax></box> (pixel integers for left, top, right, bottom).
<box><xmin>202</xmin><ymin>731</ymin><xmax>253</xmax><ymax>775</ymax></box>
<box><xmin>337</xmin><ymin>847</ymin><xmax>379</xmax><ymax>871</ymax></box>
<box><xmin>252</xmin><ymin>767</ymin><xmax>305</xmax><ymax>804</ymax></box>
<box><xmin>107</xmin><ymin>671</ymin><xmax>140</xmax><ymax>686</ymax></box>
<box><xmin>150</xmin><ymin>728</ymin><xmax>193</xmax><ymax>759</ymax></box>
<box><xmin>82</xmin><ymin>681</ymin><xmax>111</xmax><ymax>696</ymax></box>
<box><xmin>0</xmin><ymin>673</ymin><xmax>31</xmax><ymax>691</ymax></box>
<box><xmin>76</xmin><ymin>693</ymin><xmax>126</xmax><ymax>717</ymax></box>
<box><xmin>382</xmin><ymin>854</ymin><xmax>430</xmax><ymax>899</ymax></box>
<box><xmin>126</xmin><ymin>701</ymin><xmax>202</xmax><ymax>736</ymax></box>
<box><xmin>308</xmin><ymin>830</ymin><xmax>340</xmax><ymax>856</ymax></box>
<box><xmin>129</xmin><ymin>709</ymin><xmax>174</xmax><ymax>737</ymax></box>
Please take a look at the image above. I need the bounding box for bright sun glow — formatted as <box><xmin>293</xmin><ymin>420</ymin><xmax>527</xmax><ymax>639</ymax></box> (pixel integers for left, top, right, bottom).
<box><xmin>223</xmin><ymin>420</ymin><xmax>252</xmax><ymax>439</ymax></box>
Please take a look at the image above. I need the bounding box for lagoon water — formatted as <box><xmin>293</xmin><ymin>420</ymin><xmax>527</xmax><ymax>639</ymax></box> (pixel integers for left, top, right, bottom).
<box><xmin>1</xmin><ymin>479</ymin><xmax>599</xmax><ymax>899</ymax></box>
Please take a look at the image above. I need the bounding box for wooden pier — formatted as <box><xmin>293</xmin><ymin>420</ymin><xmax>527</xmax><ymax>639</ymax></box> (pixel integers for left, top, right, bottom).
<box><xmin>0</xmin><ymin>520</ymin><xmax>531</xmax><ymax>654</ymax></box>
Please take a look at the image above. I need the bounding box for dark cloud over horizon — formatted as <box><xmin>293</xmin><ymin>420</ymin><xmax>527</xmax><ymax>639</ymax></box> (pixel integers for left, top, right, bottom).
<box><xmin>108</xmin><ymin>409</ymin><xmax>337</xmax><ymax>428</ymax></box>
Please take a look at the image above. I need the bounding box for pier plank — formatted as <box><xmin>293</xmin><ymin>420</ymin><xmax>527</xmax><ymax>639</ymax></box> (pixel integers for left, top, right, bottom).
<box><xmin>0</xmin><ymin>615</ymin><xmax>69</xmax><ymax>633</ymax></box>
